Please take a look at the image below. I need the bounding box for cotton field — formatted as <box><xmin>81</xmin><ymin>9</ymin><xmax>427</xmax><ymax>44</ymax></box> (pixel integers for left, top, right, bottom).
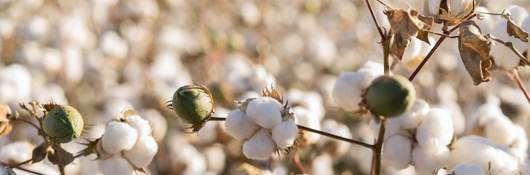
<box><xmin>2</xmin><ymin>0</ymin><xmax>530</xmax><ymax>175</ymax></box>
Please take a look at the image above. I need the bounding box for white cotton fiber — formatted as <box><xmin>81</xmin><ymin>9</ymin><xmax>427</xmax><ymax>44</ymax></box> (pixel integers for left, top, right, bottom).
<box><xmin>412</xmin><ymin>143</ymin><xmax>450</xmax><ymax>175</ymax></box>
<box><xmin>383</xmin><ymin>134</ymin><xmax>412</xmax><ymax>169</ymax></box>
<box><xmin>484</xmin><ymin>116</ymin><xmax>516</xmax><ymax>146</ymax></box>
<box><xmin>451</xmin><ymin>164</ymin><xmax>485</xmax><ymax>175</ymax></box>
<box><xmin>397</xmin><ymin>99</ymin><xmax>430</xmax><ymax>129</ymax></box>
<box><xmin>224</xmin><ymin>109</ymin><xmax>260</xmax><ymax>141</ymax></box>
<box><xmin>242</xmin><ymin>129</ymin><xmax>275</xmax><ymax>160</ymax></box>
<box><xmin>123</xmin><ymin>135</ymin><xmax>158</xmax><ymax>168</ymax></box>
<box><xmin>416</xmin><ymin>108</ymin><xmax>453</xmax><ymax>147</ymax></box>
<box><xmin>272</xmin><ymin>119</ymin><xmax>299</xmax><ymax>149</ymax></box>
<box><xmin>246</xmin><ymin>97</ymin><xmax>283</xmax><ymax>129</ymax></box>
<box><xmin>126</xmin><ymin>115</ymin><xmax>152</xmax><ymax>136</ymax></box>
<box><xmin>101</xmin><ymin>121</ymin><xmax>139</xmax><ymax>154</ymax></box>
<box><xmin>98</xmin><ymin>155</ymin><xmax>134</xmax><ymax>175</ymax></box>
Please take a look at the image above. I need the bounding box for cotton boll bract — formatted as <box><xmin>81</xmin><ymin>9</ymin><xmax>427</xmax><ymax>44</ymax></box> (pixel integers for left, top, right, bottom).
<box><xmin>101</xmin><ymin>121</ymin><xmax>139</xmax><ymax>154</ymax></box>
<box><xmin>416</xmin><ymin>108</ymin><xmax>454</xmax><ymax>147</ymax></box>
<box><xmin>246</xmin><ymin>97</ymin><xmax>283</xmax><ymax>129</ymax></box>
<box><xmin>383</xmin><ymin>134</ymin><xmax>412</xmax><ymax>169</ymax></box>
<box><xmin>242</xmin><ymin>129</ymin><xmax>275</xmax><ymax>160</ymax></box>
<box><xmin>272</xmin><ymin>119</ymin><xmax>299</xmax><ymax>149</ymax></box>
<box><xmin>224</xmin><ymin>109</ymin><xmax>260</xmax><ymax>141</ymax></box>
<box><xmin>98</xmin><ymin>155</ymin><xmax>135</xmax><ymax>175</ymax></box>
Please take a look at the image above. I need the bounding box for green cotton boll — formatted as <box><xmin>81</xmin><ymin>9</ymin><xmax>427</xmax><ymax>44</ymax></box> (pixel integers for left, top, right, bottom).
<box><xmin>172</xmin><ymin>85</ymin><xmax>214</xmax><ymax>126</ymax></box>
<box><xmin>365</xmin><ymin>75</ymin><xmax>416</xmax><ymax>117</ymax></box>
<box><xmin>43</xmin><ymin>105</ymin><xmax>84</xmax><ymax>143</ymax></box>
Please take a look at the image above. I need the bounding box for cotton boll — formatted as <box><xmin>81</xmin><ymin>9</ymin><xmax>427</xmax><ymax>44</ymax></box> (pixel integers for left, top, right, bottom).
<box><xmin>240</xmin><ymin>1</ymin><xmax>261</xmax><ymax>26</ymax></box>
<box><xmin>101</xmin><ymin>121</ymin><xmax>139</xmax><ymax>154</ymax></box>
<box><xmin>436</xmin><ymin>102</ymin><xmax>465</xmax><ymax>136</ymax></box>
<box><xmin>484</xmin><ymin>116</ymin><xmax>516</xmax><ymax>146</ymax></box>
<box><xmin>204</xmin><ymin>145</ymin><xmax>226</xmax><ymax>173</ymax></box>
<box><xmin>272</xmin><ymin>119</ymin><xmax>299</xmax><ymax>149</ymax></box>
<box><xmin>140</xmin><ymin>109</ymin><xmax>168</xmax><ymax>141</ymax></box>
<box><xmin>383</xmin><ymin>134</ymin><xmax>412</xmax><ymax>169</ymax></box>
<box><xmin>308</xmin><ymin>34</ymin><xmax>337</xmax><ymax>67</ymax></box>
<box><xmin>0</xmin><ymin>141</ymin><xmax>34</xmax><ymax>163</ymax></box>
<box><xmin>360</xmin><ymin>61</ymin><xmax>384</xmax><ymax>74</ymax></box>
<box><xmin>224</xmin><ymin>109</ymin><xmax>260</xmax><ymax>141</ymax></box>
<box><xmin>197</xmin><ymin>120</ymin><xmax>220</xmax><ymax>143</ymax></box>
<box><xmin>98</xmin><ymin>155</ymin><xmax>135</xmax><ymax>175</ymax></box>
<box><xmin>448</xmin><ymin>136</ymin><xmax>519</xmax><ymax>175</ymax></box>
<box><xmin>416</xmin><ymin>108</ymin><xmax>454</xmax><ymax>147</ymax></box>
<box><xmin>293</xmin><ymin>107</ymin><xmax>320</xmax><ymax>144</ymax></box>
<box><xmin>320</xmin><ymin>119</ymin><xmax>352</xmax><ymax>156</ymax></box>
<box><xmin>249</xmin><ymin>66</ymin><xmax>276</xmax><ymax>91</ymax></box>
<box><xmin>100</xmin><ymin>31</ymin><xmax>129</xmax><ymax>59</ymax></box>
<box><xmin>246</xmin><ymin>97</ymin><xmax>283</xmax><ymax>129</ymax></box>
<box><xmin>451</xmin><ymin>164</ymin><xmax>485</xmax><ymax>175</ymax></box>
<box><xmin>370</xmin><ymin>118</ymin><xmax>402</xmax><ymax>140</ymax></box>
<box><xmin>474</xmin><ymin>7</ymin><xmax>496</xmax><ymax>34</ymax></box>
<box><xmin>123</xmin><ymin>136</ymin><xmax>158</xmax><ymax>168</ymax></box>
<box><xmin>0</xmin><ymin>64</ymin><xmax>32</xmax><ymax>102</ymax></box>
<box><xmin>448</xmin><ymin>0</ymin><xmax>473</xmax><ymax>16</ymax></box>
<box><xmin>287</xmin><ymin>90</ymin><xmax>325</xmax><ymax>119</ymax></box>
<box><xmin>466</xmin><ymin>100</ymin><xmax>504</xmax><ymax>134</ymax></box>
<box><xmin>126</xmin><ymin>115</ymin><xmax>152</xmax><ymax>136</ymax></box>
<box><xmin>332</xmin><ymin>68</ymin><xmax>381</xmax><ymax>111</ymax></box>
<box><xmin>511</xmin><ymin>125</ymin><xmax>528</xmax><ymax>160</ymax></box>
<box><xmin>312</xmin><ymin>153</ymin><xmax>334</xmax><ymax>175</ymax></box>
<box><xmin>242</xmin><ymin>129</ymin><xmax>275</xmax><ymax>160</ymax></box>
<box><xmin>506</xmin><ymin>5</ymin><xmax>528</xmax><ymax>24</ymax></box>
<box><xmin>397</xmin><ymin>99</ymin><xmax>430</xmax><ymax>129</ymax></box>
<box><xmin>412</xmin><ymin>144</ymin><xmax>450</xmax><ymax>175</ymax></box>
<box><xmin>425</xmin><ymin>0</ymin><xmax>442</xmax><ymax>16</ymax></box>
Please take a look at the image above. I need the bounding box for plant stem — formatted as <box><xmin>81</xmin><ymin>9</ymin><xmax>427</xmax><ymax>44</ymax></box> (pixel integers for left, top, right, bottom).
<box><xmin>370</xmin><ymin>118</ymin><xmax>386</xmax><ymax>175</ymax></box>
<box><xmin>206</xmin><ymin>117</ymin><xmax>374</xmax><ymax>149</ymax></box>
<box><xmin>6</xmin><ymin>159</ymin><xmax>32</xmax><ymax>169</ymax></box>
<box><xmin>58</xmin><ymin>165</ymin><xmax>65</xmax><ymax>175</ymax></box>
<box><xmin>12</xmin><ymin>166</ymin><xmax>44</xmax><ymax>175</ymax></box>
<box><xmin>509</xmin><ymin>70</ymin><xmax>530</xmax><ymax>104</ymax></box>
<box><xmin>297</xmin><ymin>124</ymin><xmax>374</xmax><ymax>148</ymax></box>
<box><xmin>364</xmin><ymin>0</ymin><xmax>385</xmax><ymax>39</ymax></box>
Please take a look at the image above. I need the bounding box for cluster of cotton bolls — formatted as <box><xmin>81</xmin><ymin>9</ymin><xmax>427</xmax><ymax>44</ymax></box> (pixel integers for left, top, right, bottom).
<box><xmin>97</xmin><ymin>111</ymin><xmax>158</xmax><ymax>175</ymax></box>
<box><xmin>224</xmin><ymin>95</ymin><xmax>299</xmax><ymax>160</ymax></box>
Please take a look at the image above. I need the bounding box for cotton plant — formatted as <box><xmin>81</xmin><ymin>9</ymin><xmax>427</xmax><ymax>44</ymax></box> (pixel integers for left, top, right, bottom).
<box><xmin>90</xmin><ymin>110</ymin><xmax>158</xmax><ymax>175</ymax></box>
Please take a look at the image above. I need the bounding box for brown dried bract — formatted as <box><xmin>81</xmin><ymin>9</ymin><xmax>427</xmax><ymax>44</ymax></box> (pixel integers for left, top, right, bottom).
<box><xmin>385</xmin><ymin>9</ymin><xmax>430</xmax><ymax>60</ymax></box>
<box><xmin>458</xmin><ymin>21</ymin><xmax>493</xmax><ymax>85</ymax></box>
<box><xmin>506</xmin><ymin>17</ymin><xmax>529</xmax><ymax>42</ymax></box>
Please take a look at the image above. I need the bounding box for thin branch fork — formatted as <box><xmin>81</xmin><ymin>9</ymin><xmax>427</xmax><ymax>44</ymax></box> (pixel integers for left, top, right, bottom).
<box><xmin>509</xmin><ymin>69</ymin><xmax>530</xmax><ymax>104</ymax></box>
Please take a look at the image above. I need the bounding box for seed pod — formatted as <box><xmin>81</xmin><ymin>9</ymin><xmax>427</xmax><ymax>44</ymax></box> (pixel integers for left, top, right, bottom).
<box><xmin>171</xmin><ymin>85</ymin><xmax>214</xmax><ymax>131</ymax></box>
<box><xmin>364</xmin><ymin>75</ymin><xmax>415</xmax><ymax>117</ymax></box>
<box><xmin>43</xmin><ymin>104</ymin><xmax>84</xmax><ymax>143</ymax></box>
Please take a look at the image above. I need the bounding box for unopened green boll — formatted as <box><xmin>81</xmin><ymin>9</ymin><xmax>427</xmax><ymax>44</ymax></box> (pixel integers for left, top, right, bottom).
<box><xmin>365</xmin><ymin>75</ymin><xmax>416</xmax><ymax>117</ymax></box>
<box><xmin>171</xmin><ymin>85</ymin><xmax>214</xmax><ymax>129</ymax></box>
<box><xmin>43</xmin><ymin>105</ymin><xmax>84</xmax><ymax>143</ymax></box>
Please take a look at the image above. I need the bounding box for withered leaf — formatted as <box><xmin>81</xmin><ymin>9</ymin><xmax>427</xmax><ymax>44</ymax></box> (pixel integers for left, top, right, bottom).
<box><xmin>417</xmin><ymin>15</ymin><xmax>434</xmax><ymax>44</ymax></box>
<box><xmin>385</xmin><ymin>9</ymin><xmax>427</xmax><ymax>60</ymax></box>
<box><xmin>0</xmin><ymin>104</ymin><xmax>12</xmax><ymax>137</ymax></box>
<box><xmin>506</xmin><ymin>18</ymin><xmax>529</xmax><ymax>42</ymax></box>
<box><xmin>385</xmin><ymin>9</ymin><xmax>425</xmax><ymax>42</ymax></box>
<box><xmin>458</xmin><ymin>21</ymin><xmax>493</xmax><ymax>85</ymax></box>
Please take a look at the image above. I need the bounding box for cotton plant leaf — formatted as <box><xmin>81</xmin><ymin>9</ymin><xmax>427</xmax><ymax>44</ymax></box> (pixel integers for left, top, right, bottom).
<box><xmin>506</xmin><ymin>17</ymin><xmax>529</xmax><ymax>42</ymax></box>
<box><xmin>417</xmin><ymin>15</ymin><xmax>434</xmax><ymax>44</ymax></box>
<box><xmin>458</xmin><ymin>21</ymin><xmax>493</xmax><ymax>85</ymax></box>
<box><xmin>390</xmin><ymin>33</ymin><xmax>408</xmax><ymax>60</ymax></box>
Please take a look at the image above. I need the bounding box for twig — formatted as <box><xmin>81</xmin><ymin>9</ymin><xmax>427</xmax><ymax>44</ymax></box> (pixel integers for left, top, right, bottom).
<box><xmin>375</xmin><ymin>0</ymin><xmax>392</xmax><ymax>10</ymax></box>
<box><xmin>205</xmin><ymin>117</ymin><xmax>374</xmax><ymax>149</ymax></box>
<box><xmin>488</xmin><ymin>36</ymin><xmax>530</xmax><ymax>65</ymax></box>
<box><xmin>409</xmin><ymin>13</ymin><xmax>478</xmax><ymax>81</ymax></box>
<box><xmin>364</xmin><ymin>0</ymin><xmax>385</xmax><ymax>39</ymax></box>
<box><xmin>297</xmin><ymin>124</ymin><xmax>374</xmax><ymax>148</ymax></box>
<box><xmin>6</xmin><ymin>159</ymin><xmax>33</xmax><ymax>169</ymax></box>
<box><xmin>11</xmin><ymin>166</ymin><xmax>44</xmax><ymax>175</ymax></box>
<box><xmin>370</xmin><ymin>118</ymin><xmax>386</xmax><ymax>175</ymax></box>
<box><xmin>509</xmin><ymin>70</ymin><xmax>530</xmax><ymax>104</ymax></box>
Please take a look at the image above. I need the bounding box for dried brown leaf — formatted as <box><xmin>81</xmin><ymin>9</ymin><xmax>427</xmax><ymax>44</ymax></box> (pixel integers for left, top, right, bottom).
<box><xmin>385</xmin><ymin>9</ymin><xmax>428</xmax><ymax>60</ymax></box>
<box><xmin>32</xmin><ymin>143</ymin><xmax>49</xmax><ymax>163</ymax></box>
<box><xmin>0</xmin><ymin>104</ymin><xmax>12</xmax><ymax>137</ymax></box>
<box><xmin>390</xmin><ymin>34</ymin><xmax>409</xmax><ymax>60</ymax></box>
<box><xmin>48</xmin><ymin>144</ymin><xmax>74</xmax><ymax>166</ymax></box>
<box><xmin>458</xmin><ymin>21</ymin><xmax>493</xmax><ymax>85</ymax></box>
<box><xmin>506</xmin><ymin>18</ymin><xmax>529</xmax><ymax>42</ymax></box>
<box><xmin>417</xmin><ymin>15</ymin><xmax>434</xmax><ymax>44</ymax></box>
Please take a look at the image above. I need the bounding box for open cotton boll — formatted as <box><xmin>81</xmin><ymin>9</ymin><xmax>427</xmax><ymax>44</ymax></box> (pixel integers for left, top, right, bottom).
<box><xmin>101</xmin><ymin>121</ymin><xmax>139</xmax><ymax>154</ymax></box>
<box><xmin>249</xmin><ymin>66</ymin><xmax>276</xmax><ymax>91</ymax></box>
<box><xmin>451</xmin><ymin>164</ymin><xmax>485</xmax><ymax>175</ymax></box>
<box><xmin>225</xmin><ymin>109</ymin><xmax>260</xmax><ymax>141</ymax></box>
<box><xmin>123</xmin><ymin>136</ymin><xmax>158</xmax><ymax>168</ymax></box>
<box><xmin>312</xmin><ymin>153</ymin><xmax>334</xmax><ymax>175</ymax></box>
<box><xmin>397</xmin><ymin>99</ymin><xmax>430</xmax><ymax>129</ymax></box>
<box><xmin>448</xmin><ymin>136</ymin><xmax>519</xmax><ymax>175</ymax></box>
<box><xmin>448</xmin><ymin>0</ymin><xmax>473</xmax><ymax>16</ymax></box>
<box><xmin>98</xmin><ymin>155</ymin><xmax>135</xmax><ymax>175</ymax></box>
<box><xmin>383</xmin><ymin>134</ymin><xmax>412</xmax><ymax>170</ymax></box>
<box><xmin>474</xmin><ymin>7</ymin><xmax>496</xmax><ymax>34</ymax></box>
<box><xmin>484</xmin><ymin>116</ymin><xmax>516</xmax><ymax>146</ymax></box>
<box><xmin>511</xmin><ymin>125</ymin><xmax>528</xmax><ymax>159</ymax></box>
<box><xmin>0</xmin><ymin>141</ymin><xmax>34</xmax><ymax>163</ymax></box>
<box><xmin>416</xmin><ymin>108</ymin><xmax>453</xmax><ymax>147</ymax></box>
<box><xmin>204</xmin><ymin>145</ymin><xmax>226</xmax><ymax>173</ymax></box>
<box><xmin>126</xmin><ymin>115</ymin><xmax>152</xmax><ymax>136</ymax></box>
<box><xmin>287</xmin><ymin>90</ymin><xmax>325</xmax><ymax>119</ymax></box>
<box><xmin>293</xmin><ymin>107</ymin><xmax>320</xmax><ymax>143</ymax></box>
<box><xmin>425</xmin><ymin>0</ymin><xmax>442</xmax><ymax>16</ymax></box>
<box><xmin>332</xmin><ymin>72</ymin><xmax>364</xmax><ymax>111</ymax></box>
<box><xmin>412</xmin><ymin>144</ymin><xmax>450</xmax><ymax>175</ymax></box>
<box><xmin>436</xmin><ymin>102</ymin><xmax>465</xmax><ymax>135</ymax></box>
<box><xmin>272</xmin><ymin>119</ymin><xmax>299</xmax><ymax>149</ymax></box>
<box><xmin>320</xmin><ymin>119</ymin><xmax>352</xmax><ymax>156</ymax></box>
<box><xmin>466</xmin><ymin>99</ymin><xmax>504</xmax><ymax>133</ymax></box>
<box><xmin>370</xmin><ymin>118</ymin><xmax>401</xmax><ymax>140</ymax></box>
<box><xmin>242</xmin><ymin>129</ymin><xmax>275</xmax><ymax>160</ymax></box>
<box><xmin>506</xmin><ymin>5</ymin><xmax>528</xmax><ymax>24</ymax></box>
<box><xmin>246</xmin><ymin>97</ymin><xmax>283</xmax><ymax>129</ymax></box>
